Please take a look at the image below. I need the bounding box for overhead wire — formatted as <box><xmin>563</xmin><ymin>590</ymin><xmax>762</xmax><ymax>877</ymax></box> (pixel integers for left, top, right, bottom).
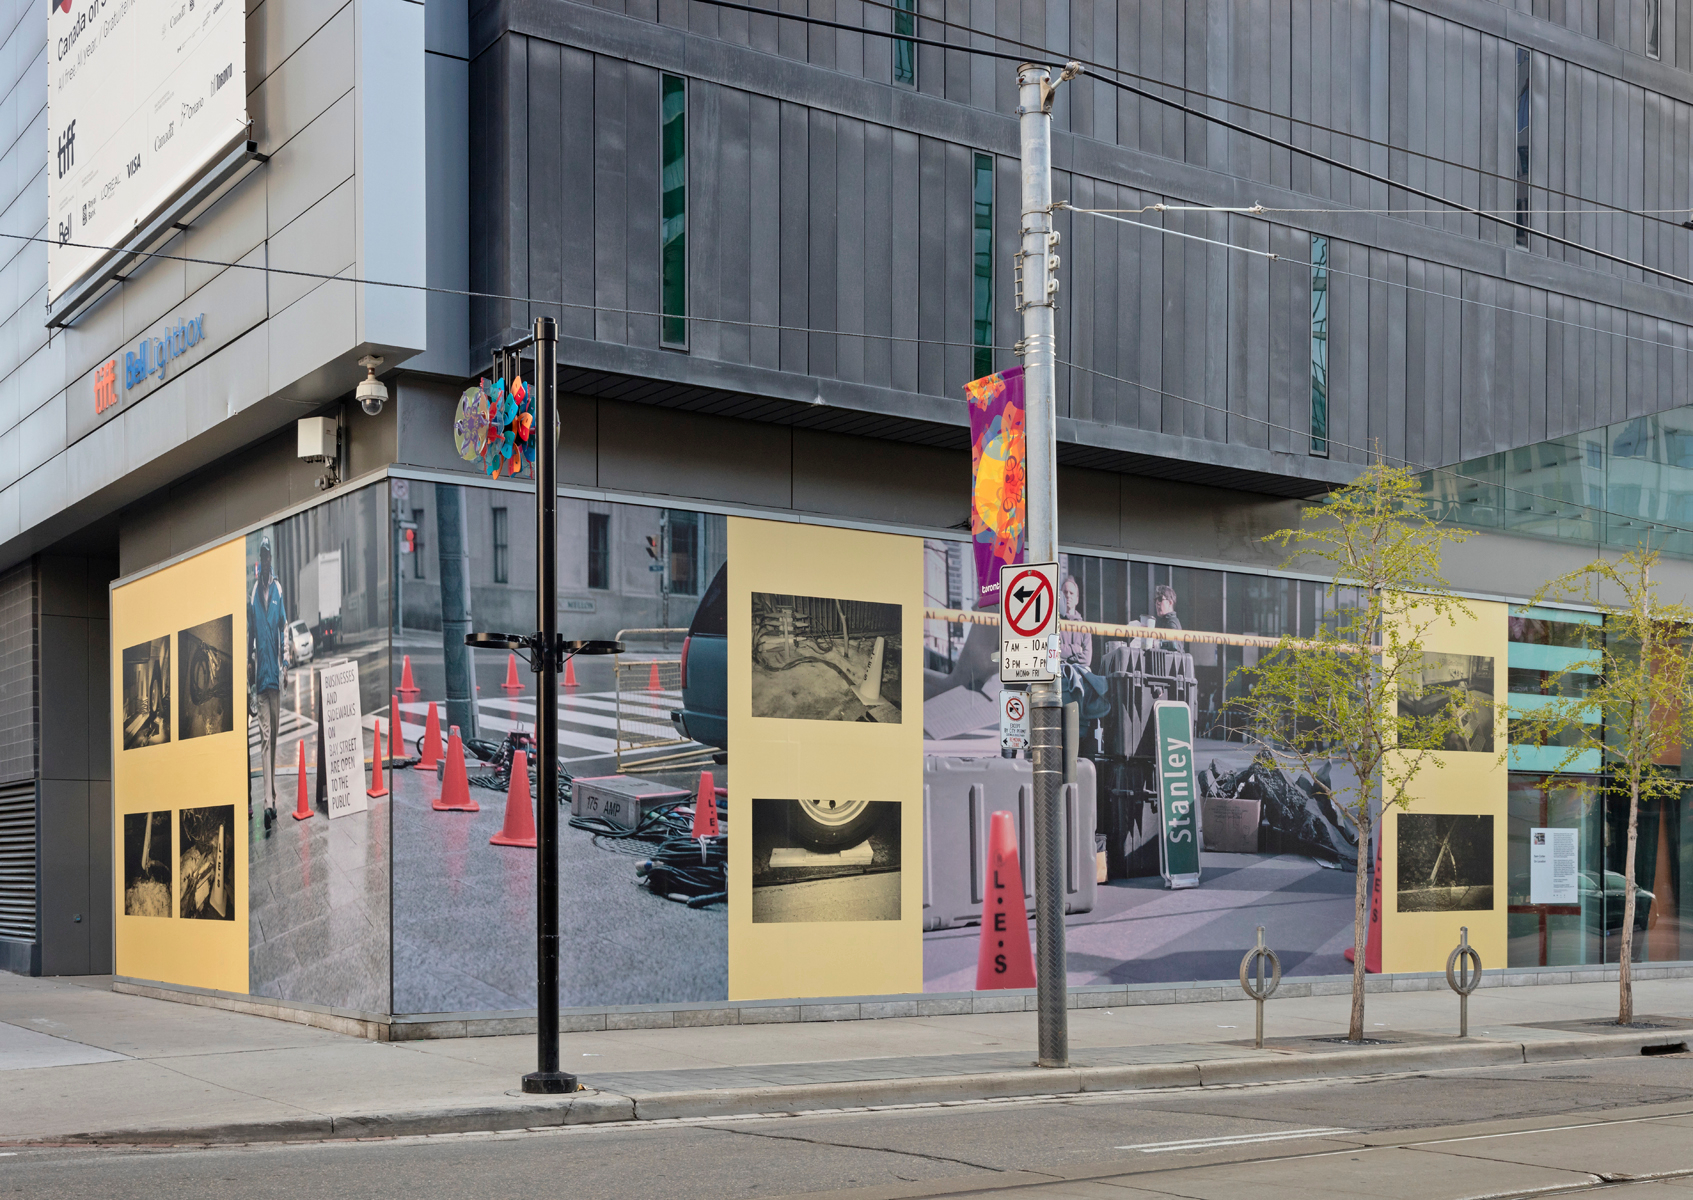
<box><xmin>667</xmin><ymin>0</ymin><xmax>1693</xmax><ymax>232</ymax></box>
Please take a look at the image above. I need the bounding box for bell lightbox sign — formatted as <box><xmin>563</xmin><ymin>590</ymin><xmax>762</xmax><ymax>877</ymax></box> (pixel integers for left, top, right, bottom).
<box><xmin>47</xmin><ymin>0</ymin><xmax>246</xmax><ymax>304</ymax></box>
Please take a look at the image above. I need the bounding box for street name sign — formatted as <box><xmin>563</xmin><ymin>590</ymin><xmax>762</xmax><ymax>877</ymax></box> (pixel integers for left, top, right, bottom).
<box><xmin>1153</xmin><ymin>699</ymin><xmax>1202</xmax><ymax>889</ymax></box>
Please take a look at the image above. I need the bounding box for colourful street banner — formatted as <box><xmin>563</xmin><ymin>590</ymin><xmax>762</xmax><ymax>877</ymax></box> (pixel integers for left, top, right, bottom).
<box><xmin>966</xmin><ymin>366</ymin><xmax>1026</xmax><ymax>608</ymax></box>
<box><xmin>1153</xmin><ymin>700</ymin><xmax>1203</xmax><ymax>889</ymax></box>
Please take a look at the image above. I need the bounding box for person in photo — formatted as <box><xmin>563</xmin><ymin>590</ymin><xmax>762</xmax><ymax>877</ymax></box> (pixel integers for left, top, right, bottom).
<box><xmin>249</xmin><ymin>535</ymin><xmax>290</xmax><ymax>831</ymax></box>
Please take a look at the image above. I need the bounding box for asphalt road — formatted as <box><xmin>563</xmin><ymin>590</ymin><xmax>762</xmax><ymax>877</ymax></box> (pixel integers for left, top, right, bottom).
<box><xmin>8</xmin><ymin>1052</ymin><xmax>1693</xmax><ymax>1199</ymax></box>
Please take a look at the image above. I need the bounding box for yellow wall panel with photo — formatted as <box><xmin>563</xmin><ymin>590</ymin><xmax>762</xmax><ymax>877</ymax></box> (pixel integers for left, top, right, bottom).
<box><xmin>727</xmin><ymin>517</ymin><xmax>924</xmax><ymax>1000</ymax></box>
<box><xmin>1381</xmin><ymin>597</ymin><xmax>1509</xmax><ymax>975</ymax></box>
<box><xmin>111</xmin><ymin>539</ymin><xmax>249</xmax><ymax>994</ymax></box>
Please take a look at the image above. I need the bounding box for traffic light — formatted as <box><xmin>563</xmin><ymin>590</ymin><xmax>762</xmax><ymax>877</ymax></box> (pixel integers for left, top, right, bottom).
<box><xmin>645</xmin><ymin>535</ymin><xmax>660</xmax><ymax>561</ymax></box>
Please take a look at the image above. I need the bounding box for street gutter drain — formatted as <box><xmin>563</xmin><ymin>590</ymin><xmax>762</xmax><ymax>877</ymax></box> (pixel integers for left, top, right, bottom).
<box><xmin>1640</xmin><ymin>1042</ymin><xmax>1687</xmax><ymax>1056</ymax></box>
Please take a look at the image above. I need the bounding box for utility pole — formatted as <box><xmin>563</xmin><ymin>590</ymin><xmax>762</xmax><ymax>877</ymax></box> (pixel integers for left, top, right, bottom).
<box><xmin>1018</xmin><ymin>60</ymin><xmax>1079</xmax><ymax>1071</ymax></box>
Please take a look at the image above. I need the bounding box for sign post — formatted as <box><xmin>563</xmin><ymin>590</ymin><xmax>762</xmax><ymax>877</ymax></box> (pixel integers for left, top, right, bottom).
<box><xmin>1152</xmin><ymin>700</ymin><xmax>1202</xmax><ymax>889</ymax></box>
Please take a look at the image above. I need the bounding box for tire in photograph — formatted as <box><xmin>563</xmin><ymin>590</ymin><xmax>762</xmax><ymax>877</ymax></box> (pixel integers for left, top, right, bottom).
<box><xmin>791</xmin><ymin>798</ymin><xmax>882</xmax><ymax>849</ymax></box>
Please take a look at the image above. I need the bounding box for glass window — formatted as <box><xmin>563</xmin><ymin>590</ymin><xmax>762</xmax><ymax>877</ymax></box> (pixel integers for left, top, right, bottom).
<box><xmin>1648</xmin><ymin>0</ymin><xmax>1661</xmax><ymax>59</ymax></box>
<box><xmin>972</xmin><ymin>153</ymin><xmax>994</xmax><ymax>380</ymax></box>
<box><xmin>1309</xmin><ymin>235</ymin><xmax>1329</xmax><ymax>456</ymax></box>
<box><xmin>893</xmin><ymin>0</ymin><xmax>915</xmax><ymax>85</ymax></box>
<box><xmin>492</xmin><ymin>507</ymin><xmax>509</xmax><ymax>585</ymax></box>
<box><xmin>587</xmin><ymin>512</ymin><xmax>610</xmax><ymax>591</ymax></box>
<box><xmin>411</xmin><ymin>508</ymin><xmax>425</xmax><ymax>579</ymax></box>
<box><xmin>669</xmin><ymin>511</ymin><xmax>699</xmax><ymax>596</ymax></box>
<box><xmin>1515</xmin><ymin>48</ymin><xmax>1530</xmax><ymax>249</ymax></box>
<box><xmin>661</xmin><ymin>74</ymin><xmax>687</xmax><ymax>348</ymax></box>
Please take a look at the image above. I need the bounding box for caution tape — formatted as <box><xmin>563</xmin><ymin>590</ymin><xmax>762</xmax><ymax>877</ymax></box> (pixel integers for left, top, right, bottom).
<box><xmin>922</xmin><ymin>607</ymin><xmax>1377</xmax><ymax>654</ymax></box>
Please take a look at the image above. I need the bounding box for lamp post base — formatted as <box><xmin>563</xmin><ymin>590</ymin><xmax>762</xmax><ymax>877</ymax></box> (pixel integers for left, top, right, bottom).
<box><xmin>522</xmin><ymin>1070</ymin><xmax>580</xmax><ymax>1095</ymax></box>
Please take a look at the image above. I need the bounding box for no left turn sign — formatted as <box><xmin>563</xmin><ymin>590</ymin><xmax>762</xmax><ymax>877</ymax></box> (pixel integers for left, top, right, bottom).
<box><xmin>998</xmin><ymin>561</ymin><xmax>1059</xmax><ymax>682</ymax></box>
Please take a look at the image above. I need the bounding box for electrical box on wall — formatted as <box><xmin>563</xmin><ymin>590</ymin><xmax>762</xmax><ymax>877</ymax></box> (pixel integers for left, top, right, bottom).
<box><xmin>296</xmin><ymin>417</ymin><xmax>337</xmax><ymax>463</ymax></box>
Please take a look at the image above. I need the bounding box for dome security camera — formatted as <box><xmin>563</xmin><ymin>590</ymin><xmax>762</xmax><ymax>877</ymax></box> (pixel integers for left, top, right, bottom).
<box><xmin>356</xmin><ymin>355</ymin><xmax>388</xmax><ymax>416</ymax></box>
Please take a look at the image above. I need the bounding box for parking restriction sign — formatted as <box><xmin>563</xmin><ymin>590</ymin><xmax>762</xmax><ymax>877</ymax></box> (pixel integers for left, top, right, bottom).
<box><xmin>999</xmin><ymin>561</ymin><xmax>1059</xmax><ymax>682</ymax></box>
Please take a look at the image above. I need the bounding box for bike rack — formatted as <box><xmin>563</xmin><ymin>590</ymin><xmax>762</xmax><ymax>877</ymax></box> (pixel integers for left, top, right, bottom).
<box><xmin>1239</xmin><ymin>925</ymin><xmax>1282</xmax><ymax>1049</ymax></box>
<box><xmin>1446</xmin><ymin>926</ymin><xmax>1482</xmax><ymax>1038</ymax></box>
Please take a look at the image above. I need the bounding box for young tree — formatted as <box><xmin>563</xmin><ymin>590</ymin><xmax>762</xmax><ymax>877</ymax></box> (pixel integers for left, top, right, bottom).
<box><xmin>1227</xmin><ymin>461</ymin><xmax>1478</xmax><ymax>1043</ymax></box>
<box><xmin>1512</xmin><ymin>548</ymin><xmax>1693</xmax><ymax>1025</ymax></box>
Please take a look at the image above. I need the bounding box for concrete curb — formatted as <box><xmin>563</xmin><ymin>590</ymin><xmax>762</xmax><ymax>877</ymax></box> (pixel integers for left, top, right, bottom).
<box><xmin>15</xmin><ymin>1029</ymin><xmax>1686</xmax><ymax>1147</ymax></box>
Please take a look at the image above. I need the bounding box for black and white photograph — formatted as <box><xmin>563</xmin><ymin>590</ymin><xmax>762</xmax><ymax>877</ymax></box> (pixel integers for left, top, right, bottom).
<box><xmin>1398</xmin><ymin>652</ymin><xmax>1496</xmax><ymax>752</ymax></box>
<box><xmin>750</xmin><ymin>593</ymin><xmax>902</xmax><ymax>722</ymax></box>
<box><xmin>178</xmin><ymin>615</ymin><xmax>235</xmax><ymax>740</ymax></box>
<box><xmin>121</xmin><ymin>636</ymin><xmax>172</xmax><ymax>750</ymax></box>
<box><xmin>179</xmin><ymin>805</ymin><xmax>236</xmax><ymax>921</ymax></box>
<box><xmin>752</xmin><ymin>798</ymin><xmax>902</xmax><ymax>923</ymax></box>
<box><xmin>1397</xmin><ymin>813</ymin><xmax>1495</xmax><ymax>912</ymax></box>
<box><xmin>122</xmin><ymin>811</ymin><xmax>172</xmax><ymax>917</ymax></box>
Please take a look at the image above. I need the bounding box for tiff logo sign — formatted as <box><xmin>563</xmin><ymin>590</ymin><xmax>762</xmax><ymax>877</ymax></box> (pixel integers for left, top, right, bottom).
<box><xmin>56</xmin><ymin>119</ymin><xmax>75</xmax><ymax>179</ymax></box>
<box><xmin>93</xmin><ymin>359</ymin><xmax>117</xmax><ymax>414</ymax></box>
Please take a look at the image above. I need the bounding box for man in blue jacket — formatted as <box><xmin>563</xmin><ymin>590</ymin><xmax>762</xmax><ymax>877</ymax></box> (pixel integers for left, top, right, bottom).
<box><xmin>249</xmin><ymin>535</ymin><xmax>290</xmax><ymax>830</ymax></box>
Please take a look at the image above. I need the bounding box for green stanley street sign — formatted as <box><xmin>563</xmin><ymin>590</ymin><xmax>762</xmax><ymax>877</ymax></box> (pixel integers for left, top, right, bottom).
<box><xmin>1153</xmin><ymin>700</ymin><xmax>1202</xmax><ymax>889</ymax></box>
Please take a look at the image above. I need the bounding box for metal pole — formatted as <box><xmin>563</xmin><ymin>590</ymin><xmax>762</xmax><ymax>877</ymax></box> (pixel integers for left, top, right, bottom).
<box><xmin>523</xmin><ymin>317</ymin><xmax>575</xmax><ymax>1095</ymax></box>
<box><xmin>1019</xmin><ymin>61</ymin><xmax>1067</xmax><ymax>1070</ymax></box>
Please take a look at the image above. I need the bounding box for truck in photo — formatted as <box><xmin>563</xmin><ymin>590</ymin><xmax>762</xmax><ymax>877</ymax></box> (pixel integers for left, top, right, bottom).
<box><xmin>296</xmin><ymin>550</ymin><xmax>343</xmax><ymax>654</ymax></box>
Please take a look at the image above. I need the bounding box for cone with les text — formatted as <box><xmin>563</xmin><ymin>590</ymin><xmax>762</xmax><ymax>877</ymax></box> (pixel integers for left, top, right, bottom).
<box><xmin>563</xmin><ymin>657</ymin><xmax>578</xmax><ymax>688</ymax></box>
<box><xmin>975</xmin><ymin>811</ymin><xmax>1035</xmax><ymax>989</ymax></box>
<box><xmin>367</xmin><ymin>719</ymin><xmax>389</xmax><ymax>797</ymax></box>
<box><xmin>433</xmin><ymin>725</ymin><xmax>480</xmax><ymax>812</ymax></box>
<box><xmin>490</xmin><ymin>750</ymin><xmax>538</xmax><ymax>847</ymax></box>
<box><xmin>291</xmin><ymin>740</ymin><xmax>314</xmax><ymax>820</ymax></box>
<box><xmin>399</xmin><ymin>655</ymin><xmax>420</xmax><ymax>698</ymax></box>
<box><xmin>647</xmin><ymin>660</ymin><xmax>661</xmax><ymax>690</ymax></box>
<box><xmin>417</xmin><ymin>701</ymin><xmax>443</xmax><ymax>771</ymax></box>
<box><xmin>691</xmin><ymin>770</ymin><xmax>720</xmax><ymax>840</ymax></box>
<box><xmin>501</xmin><ymin>652</ymin><xmax>524</xmax><ymax>694</ymax></box>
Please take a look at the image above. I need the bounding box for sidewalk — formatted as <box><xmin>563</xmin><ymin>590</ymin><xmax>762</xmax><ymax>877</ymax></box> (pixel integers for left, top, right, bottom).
<box><xmin>2</xmin><ymin>972</ymin><xmax>1688</xmax><ymax>1145</ymax></box>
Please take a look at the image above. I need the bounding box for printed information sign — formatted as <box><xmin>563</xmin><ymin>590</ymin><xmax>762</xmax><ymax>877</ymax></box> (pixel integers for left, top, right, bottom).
<box><xmin>1529</xmin><ymin>826</ymin><xmax>1579</xmax><ymax>906</ymax></box>
<box><xmin>315</xmin><ymin>659</ymin><xmax>366</xmax><ymax>818</ymax></box>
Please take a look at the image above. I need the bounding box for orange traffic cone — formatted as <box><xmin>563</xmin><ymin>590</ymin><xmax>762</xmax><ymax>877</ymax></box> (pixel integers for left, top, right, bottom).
<box><xmin>975</xmin><ymin>811</ymin><xmax>1036</xmax><ymax>989</ymax></box>
<box><xmin>391</xmin><ymin>692</ymin><xmax>404</xmax><ymax>754</ymax></box>
<box><xmin>433</xmin><ymin>726</ymin><xmax>480</xmax><ymax>812</ymax></box>
<box><xmin>417</xmin><ymin>701</ymin><xmax>443</xmax><ymax>771</ymax></box>
<box><xmin>501</xmin><ymin>651</ymin><xmax>524</xmax><ymax>694</ymax></box>
<box><xmin>367</xmin><ymin>719</ymin><xmax>389</xmax><ymax>798</ymax></box>
<box><xmin>647</xmin><ymin>660</ymin><xmax>661</xmax><ymax>690</ymax></box>
<box><xmin>1345</xmin><ymin>835</ymin><xmax>1384</xmax><ymax>974</ymax></box>
<box><xmin>563</xmin><ymin>657</ymin><xmax>578</xmax><ymax>688</ymax></box>
<box><xmin>291</xmin><ymin>740</ymin><xmax>313</xmax><ymax>821</ymax></box>
<box><xmin>691</xmin><ymin>770</ymin><xmax>720</xmax><ymax>840</ymax></box>
<box><xmin>399</xmin><ymin>655</ymin><xmax>420</xmax><ymax>698</ymax></box>
<box><xmin>490</xmin><ymin>750</ymin><xmax>538</xmax><ymax>847</ymax></box>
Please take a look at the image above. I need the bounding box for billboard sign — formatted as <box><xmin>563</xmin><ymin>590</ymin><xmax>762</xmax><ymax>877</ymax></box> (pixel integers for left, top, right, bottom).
<box><xmin>48</xmin><ymin>0</ymin><xmax>247</xmax><ymax>303</ymax></box>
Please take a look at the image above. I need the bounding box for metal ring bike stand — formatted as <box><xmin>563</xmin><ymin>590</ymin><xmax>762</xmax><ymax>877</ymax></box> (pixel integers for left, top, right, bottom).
<box><xmin>1446</xmin><ymin>926</ymin><xmax>1482</xmax><ymax>1038</ymax></box>
<box><xmin>1239</xmin><ymin>925</ymin><xmax>1282</xmax><ymax>1049</ymax></box>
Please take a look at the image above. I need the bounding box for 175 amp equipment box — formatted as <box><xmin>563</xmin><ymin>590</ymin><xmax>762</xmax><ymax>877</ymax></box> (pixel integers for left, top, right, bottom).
<box><xmin>570</xmin><ymin>775</ymin><xmax>692</xmax><ymax>830</ymax></box>
<box><xmin>921</xmin><ymin>756</ymin><xmax>1097</xmax><ymax>931</ymax></box>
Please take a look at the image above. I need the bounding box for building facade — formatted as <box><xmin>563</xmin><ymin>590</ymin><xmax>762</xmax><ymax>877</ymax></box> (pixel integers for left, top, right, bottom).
<box><xmin>3</xmin><ymin>0</ymin><xmax>1692</xmax><ymax>1007</ymax></box>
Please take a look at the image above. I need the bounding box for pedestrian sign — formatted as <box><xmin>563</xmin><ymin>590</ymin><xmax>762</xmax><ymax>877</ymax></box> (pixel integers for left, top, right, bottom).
<box><xmin>999</xmin><ymin>561</ymin><xmax>1059</xmax><ymax>682</ymax></box>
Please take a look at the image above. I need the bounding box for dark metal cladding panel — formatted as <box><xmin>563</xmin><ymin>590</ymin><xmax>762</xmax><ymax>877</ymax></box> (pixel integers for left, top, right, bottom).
<box><xmin>808</xmin><ymin>109</ymin><xmax>840</xmax><ymax>380</ymax></box>
<box><xmin>593</xmin><ymin>55</ymin><xmax>630</xmax><ymax>346</ymax></box>
<box><xmin>689</xmin><ymin>79</ymin><xmax>725</xmax><ymax>363</ymax></box>
<box><xmin>559</xmin><ymin>46</ymin><xmax>598</xmax><ymax>341</ymax></box>
<box><xmin>716</xmin><ymin>84</ymin><xmax>754</xmax><ymax>367</ymax></box>
<box><xmin>527</xmin><ymin>38</ymin><xmax>565</xmax><ymax>341</ymax></box>
<box><xmin>779</xmin><ymin>99</ymin><xmax>810</xmax><ymax>374</ymax></box>
<box><xmin>748</xmin><ymin>93</ymin><xmax>782</xmax><ymax>370</ymax></box>
<box><xmin>861</xmin><ymin>121</ymin><xmax>894</xmax><ymax>389</ymax></box>
<box><xmin>625</xmin><ymin>63</ymin><xmax>664</xmax><ymax>349</ymax></box>
<box><xmin>835</xmin><ymin>114</ymin><xmax>867</xmax><ymax>385</ymax></box>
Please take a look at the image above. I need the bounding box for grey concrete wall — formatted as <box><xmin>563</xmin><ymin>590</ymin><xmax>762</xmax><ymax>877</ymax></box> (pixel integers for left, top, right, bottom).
<box><xmin>35</xmin><ymin>552</ymin><xmax>113</xmax><ymax>976</ymax></box>
<box><xmin>0</xmin><ymin>0</ymin><xmax>430</xmax><ymax>576</ymax></box>
<box><xmin>470</xmin><ymin>0</ymin><xmax>1693</xmax><ymax>496</ymax></box>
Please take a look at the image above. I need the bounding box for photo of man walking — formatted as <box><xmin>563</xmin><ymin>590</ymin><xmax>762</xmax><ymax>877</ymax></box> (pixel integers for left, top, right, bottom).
<box><xmin>248</xmin><ymin>534</ymin><xmax>289</xmax><ymax>831</ymax></box>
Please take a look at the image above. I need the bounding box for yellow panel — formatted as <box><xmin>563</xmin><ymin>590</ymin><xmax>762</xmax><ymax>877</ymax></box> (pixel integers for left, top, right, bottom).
<box><xmin>1381</xmin><ymin>597</ymin><xmax>1509</xmax><ymax>975</ymax></box>
<box><xmin>111</xmin><ymin>539</ymin><xmax>249</xmax><ymax>994</ymax></box>
<box><xmin>727</xmin><ymin>517</ymin><xmax>924</xmax><ymax>1000</ymax></box>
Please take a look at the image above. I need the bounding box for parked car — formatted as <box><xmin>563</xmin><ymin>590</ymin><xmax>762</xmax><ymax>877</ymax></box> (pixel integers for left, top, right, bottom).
<box><xmin>673</xmin><ymin>563</ymin><xmax>727</xmax><ymax>755</ymax></box>
<box><xmin>287</xmin><ymin>619</ymin><xmax>314</xmax><ymax>664</ymax></box>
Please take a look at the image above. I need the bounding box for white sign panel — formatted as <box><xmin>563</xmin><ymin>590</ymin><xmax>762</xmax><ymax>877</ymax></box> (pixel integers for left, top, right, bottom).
<box><xmin>999</xmin><ymin>689</ymin><xmax>1029</xmax><ymax>751</ymax></box>
<box><xmin>998</xmin><ymin>561</ymin><xmax>1059</xmax><ymax>682</ymax></box>
<box><xmin>48</xmin><ymin>0</ymin><xmax>247</xmax><ymax>302</ymax></box>
<box><xmin>1529</xmin><ymin>826</ymin><xmax>1579</xmax><ymax>905</ymax></box>
<box><xmin>317</xmin><ymin>659</ymin><xmax>367</xmax><ymax>818</ymax></box>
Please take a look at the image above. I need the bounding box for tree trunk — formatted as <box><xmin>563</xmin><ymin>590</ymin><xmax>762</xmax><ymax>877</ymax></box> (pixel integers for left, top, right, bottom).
<box><xmin>1618</xmin><ymin>775</ymin><xmax>1640</xmax><ymax>1025</ymax></box>
<box><xmin>1350</xmin><ymin>814</ymin><xmax>1370</xmax><ymax>1041</ymax></box>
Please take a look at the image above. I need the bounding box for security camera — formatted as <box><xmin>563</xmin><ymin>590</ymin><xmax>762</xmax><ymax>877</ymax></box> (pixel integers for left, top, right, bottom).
<box><xmin>356</xmin><ymin>355</ymin><xmax>388</xmax><ymax>416</ymax></box>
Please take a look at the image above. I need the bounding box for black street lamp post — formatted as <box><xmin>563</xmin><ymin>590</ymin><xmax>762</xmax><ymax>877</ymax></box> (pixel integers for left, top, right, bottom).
<box><xmin>467</xmin><ymin>316</ymin><xmax>619</xmax><ymax>1094</ymax></box>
